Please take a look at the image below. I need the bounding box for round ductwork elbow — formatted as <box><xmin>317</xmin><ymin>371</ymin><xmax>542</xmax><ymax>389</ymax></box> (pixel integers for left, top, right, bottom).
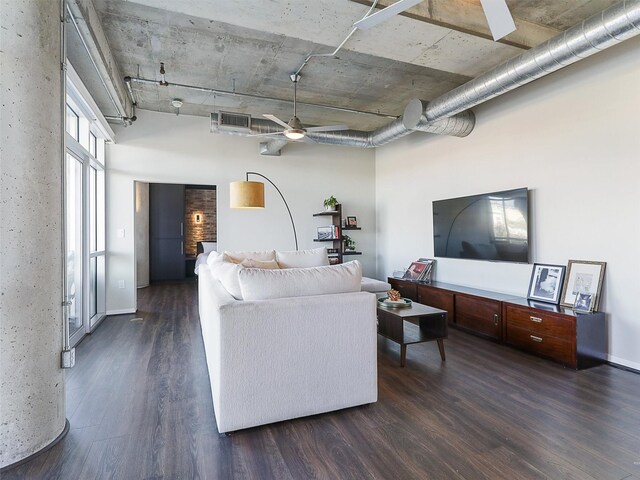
<box><xmin>404</xmin><ymin>98</ymin><xmax>475</xmax><ymax>137</ymax></box>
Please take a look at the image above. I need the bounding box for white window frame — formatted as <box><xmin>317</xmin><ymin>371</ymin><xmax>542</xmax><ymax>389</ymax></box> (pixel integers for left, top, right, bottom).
<box><xmin>65</xmin><ymin>62</ymin><xmax>113</xmax><ymax>346</ymax></box>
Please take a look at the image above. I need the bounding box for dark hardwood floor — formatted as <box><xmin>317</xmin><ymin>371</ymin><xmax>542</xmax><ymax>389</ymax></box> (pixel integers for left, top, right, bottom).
<box><xmin>4</xmin><ymin>281</ymin><xmax>640</xmax><ymax>479</ymax></box>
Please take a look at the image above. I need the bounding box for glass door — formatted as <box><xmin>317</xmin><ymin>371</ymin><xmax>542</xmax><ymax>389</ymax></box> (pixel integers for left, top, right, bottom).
<box><xmin>89</xmin><ymin>163</ymin><xmax>106</xmax><ymax>329</ymax></box>
<box><xmin>66</xmin><ymin>152</ymin><xmax>85</xmax><ymax>346</ymax></box>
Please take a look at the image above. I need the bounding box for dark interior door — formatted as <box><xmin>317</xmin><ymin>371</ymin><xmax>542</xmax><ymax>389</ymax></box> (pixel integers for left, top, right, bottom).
<box><xmin>150</xmin><ymin>183</ymin><xmax>185</xmax><ymax>281</ymax></box>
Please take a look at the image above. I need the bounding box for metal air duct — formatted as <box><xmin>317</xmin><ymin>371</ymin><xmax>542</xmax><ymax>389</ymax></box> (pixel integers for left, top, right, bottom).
<box><xmin>212</xmin><ymin>109</ymin><xmax>475</xmax><ymax>154</ymax></box>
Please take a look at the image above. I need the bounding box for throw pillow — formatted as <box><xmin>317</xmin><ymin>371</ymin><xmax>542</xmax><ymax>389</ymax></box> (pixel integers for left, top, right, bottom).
<box><xmin>238</xmin><ymin>260</ymin><xmax>362</xmax><ymax>301</ymax></box>
<box><xmin>208</xmin><ymin>260</ymin><xmax>243</xmax><ymax>300</ymax></box>
<box><xmin>240</xmin><ymin>258</ymin><xmax>280</xmax><ymax>269</ymax></box>
<box><xmin>206</xmin><ymin>250</ymin><xmax>222</xmax><ymax>267</ymax></box>
<box><xmin>223</xmin><ymin>250</ymin><xmax>276</xmax><ymax>263</ymax></box>
<box><xmin>276</xmin><ymin>247</ymin><xmax>329</xmax><ymax>269</ymax></box>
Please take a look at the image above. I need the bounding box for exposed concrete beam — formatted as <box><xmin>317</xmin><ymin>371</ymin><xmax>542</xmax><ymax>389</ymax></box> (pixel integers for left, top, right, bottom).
<box><xmin>67</xmin><ymin>0</ymin><xmax>133</xmax><ymax>119</ymax></box>
<box><xmin>350</xmin><ymin>0</ymin><xmax>561</xmax><ymax>50</ymax></box>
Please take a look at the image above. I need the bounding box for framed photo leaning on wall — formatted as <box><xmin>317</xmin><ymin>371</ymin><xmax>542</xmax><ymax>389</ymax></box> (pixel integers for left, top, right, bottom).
<box><xmin>527</xmin><ymin>263</ymin><xmax>566</xmax><ymax>304</ymax></box>
<box><xmin>573</xmin><ymin>292</ymin><xmax>596</xmax><ymax>312</ymax></box>
<box><xmin>560</xmin><ymin>260</ymin><xmax>606</xmax><ymax>310</ymax></box>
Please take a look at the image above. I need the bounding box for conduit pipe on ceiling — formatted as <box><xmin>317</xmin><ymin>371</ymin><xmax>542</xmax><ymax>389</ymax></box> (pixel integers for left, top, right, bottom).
<box><xmin>130</xmin><ymin>76</ymin><xmax>396</xmax><ymax>120</ymax></box>
<box><xmin>67</xmin><ymin>0</ymin><xmax>134</xmax><ymax>125</ymax></box>
<box><xmin>257</xmin><ymin>0</ymin><xmax>640</xmax><ymax>154</ymax></box>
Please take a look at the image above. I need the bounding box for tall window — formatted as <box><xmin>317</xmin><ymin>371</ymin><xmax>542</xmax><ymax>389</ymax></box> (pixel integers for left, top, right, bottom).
<box><xmin>64</xmin><ymin>73</ymin><xmax>111</xmax><ymax>347</ymax></box>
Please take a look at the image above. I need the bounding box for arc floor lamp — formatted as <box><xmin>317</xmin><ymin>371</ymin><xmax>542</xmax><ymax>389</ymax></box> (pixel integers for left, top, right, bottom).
<box><xmin>230</xmin><ymin>172</ymin><xmax>299</xmax><ymax>251</ymax></box>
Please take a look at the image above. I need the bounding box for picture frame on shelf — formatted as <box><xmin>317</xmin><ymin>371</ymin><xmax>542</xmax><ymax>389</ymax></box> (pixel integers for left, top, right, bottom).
<box><xmin>317</xmin><ymin>226</ymin><xmax>334</xmax><ymax>240</ymax></box>
<box><xmin>560</xmin><ymin>260</ymin><xmax>606</xmax><ymax>310</ymax></box>
<box><xmin>573</xmin><ymin>292</ymin><xmax>596</xmax><ymax>313</ymax></box>
<box><xmin>346</xmin><ymin>216</ymin><xmax>358</xmax><ymax>227</ymax></box>
<box><xmin>527</xmin><ymin>263</ymin><xmax>566</xmax><ymax>304</ymax></box>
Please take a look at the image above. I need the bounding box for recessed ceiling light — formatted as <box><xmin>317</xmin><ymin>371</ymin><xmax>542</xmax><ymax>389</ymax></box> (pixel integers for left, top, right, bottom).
<box><xmin>171</xmin><ymin>99</ymin><xmax>183</xmax><ymax>108</ymax></box>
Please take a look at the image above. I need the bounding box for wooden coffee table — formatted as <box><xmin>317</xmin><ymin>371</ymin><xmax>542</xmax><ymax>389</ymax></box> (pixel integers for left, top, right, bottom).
<box><xmin>377</xmin><ymin>301</ymin><xmax>448</xmax><ymax>367</ymax></box>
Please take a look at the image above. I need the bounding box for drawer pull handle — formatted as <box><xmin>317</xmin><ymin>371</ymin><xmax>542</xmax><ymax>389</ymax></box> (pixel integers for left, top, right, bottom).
<box><xmin>493</xmin><ymin>313</ymin><xmax>499</xmax><ymax>325</ymax></box>
<box><xmin>530</xmin><ymin>335</ymin><xmax>543</xmax><ymax>343</ymax></box>
<box><xmin>530</xmin><ymin>316</ymin><xmax>543</xmax><ymax>323</ymax></box>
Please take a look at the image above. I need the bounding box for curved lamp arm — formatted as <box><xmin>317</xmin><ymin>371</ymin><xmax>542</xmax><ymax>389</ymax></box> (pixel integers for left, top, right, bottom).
<box><xmin>246</xmin><ymin>172</ymin><xmax>298</xmax><ymax>251</ymax></box>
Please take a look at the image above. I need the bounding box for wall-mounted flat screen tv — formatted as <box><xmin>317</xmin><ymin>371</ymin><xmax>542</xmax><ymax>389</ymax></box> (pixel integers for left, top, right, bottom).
<box><xmin>433</xmin><ymin>188</ymin><xmax>529</xmax><ymax>263</ymax></box>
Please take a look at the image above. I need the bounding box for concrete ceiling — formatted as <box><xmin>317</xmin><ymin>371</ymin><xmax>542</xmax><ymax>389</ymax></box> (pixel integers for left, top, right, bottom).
<box><xmin>72</xmin><ymin>0</ymin><xmax>619</xmax><ymax>131</ymax></box>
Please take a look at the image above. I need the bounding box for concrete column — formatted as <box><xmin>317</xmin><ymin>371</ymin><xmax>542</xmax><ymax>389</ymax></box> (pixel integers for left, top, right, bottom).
<box><xmin>0</xmin><ymin>0</ymin><xmax>66</xmax><ymax>468</ymax></box>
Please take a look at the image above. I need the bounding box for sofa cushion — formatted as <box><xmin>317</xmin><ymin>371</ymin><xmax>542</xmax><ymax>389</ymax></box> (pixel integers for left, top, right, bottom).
<box><xmin>238</xmin><ymin>260</ymin><xmax>362</xmax><ymax>301</ymax></box>
<box><xmin>276</xmin><ymin>247</ymin><xmax>329</xmax><ymax>269</ymax></box>
<box><xmin>223</xmin><ymin>250</ymin><xmax>276</xmax><ymax>263</ymax></box>
<box><xmin>240</xmin><ymin>258</ymin><xmax>280</xmax><ymax>269</ymax></box>
<box><xmin>208</xmin><ymin>260</ymin><xmax>244</xmax><ymax>300</ymax></box>
<box><xmin>361</xmin><ymin>277</ymin><xmax>391</xmax><ymax>293</ymax></box>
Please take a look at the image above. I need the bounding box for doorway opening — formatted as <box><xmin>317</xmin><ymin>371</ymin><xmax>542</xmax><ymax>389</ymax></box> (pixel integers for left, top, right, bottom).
<box><xmin>134</xmin><ymin>182</ymin><xmax>217</xmax><ymax>290</ymax></box>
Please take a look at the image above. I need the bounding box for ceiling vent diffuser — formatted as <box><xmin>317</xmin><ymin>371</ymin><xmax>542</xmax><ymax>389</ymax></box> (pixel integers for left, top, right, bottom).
<box><xmin>214</xmin><ymin>111</ymin><xmax>252</xmax><ymax>132</ymax></box>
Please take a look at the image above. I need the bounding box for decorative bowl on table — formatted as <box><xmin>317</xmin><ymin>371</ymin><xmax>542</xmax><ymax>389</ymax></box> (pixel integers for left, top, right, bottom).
<box><xmin>378</xmin><ymin>290</ymin><xmax>412</xmax><ymax>308</ymax></box>
<box><xmin>378</xmin><ymin>297</ymin><xmax>412</xmax><ymax>308</ymax></box>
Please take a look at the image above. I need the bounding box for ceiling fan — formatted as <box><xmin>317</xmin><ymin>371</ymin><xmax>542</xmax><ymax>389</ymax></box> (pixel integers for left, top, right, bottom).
<box><xmin>353</xmin><ymin>0</ymin><xmax>516</xmax><ymax>41</ymax></box>
<box><xmin>259</xmin><ymin>75</ymin><xmax>349</xmax><ymax>142</ymax></box>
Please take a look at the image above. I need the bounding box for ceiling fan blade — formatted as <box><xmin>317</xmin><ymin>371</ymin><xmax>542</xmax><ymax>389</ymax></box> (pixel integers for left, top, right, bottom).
<box><xmin>251</xmin><ymin>132</ymin><xmax>284</xmax><ymax>137</ymax></box>
<box><xmin>353</xmin><ymin>0</ymin><xmax>424</xmax><ymax>30</ymax></box>
<box><xmin>263</xmin><ymin>114</ymin><xmax>291</xmax><ymax>129</ymax></box>
<box><xmin>300</xmin><ymin>135</ymin><xmax>317</xmax><ymax>144</ymax></box>
<box><xmin>479</xmin><ymin>0</ymin><xmax>516</xmax><ymax>41</ymax></box>
<box><xmin>305</xmin><ymin>124</ymin><xmax>349</xmax><ymax>133</ymax></box>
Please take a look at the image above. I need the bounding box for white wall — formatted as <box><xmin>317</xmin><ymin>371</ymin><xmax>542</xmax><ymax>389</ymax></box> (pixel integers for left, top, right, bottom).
<box><xmin>106</xmin><ymin>110</ymin><xmax>376</xmax><ymax>313</ymax></box>
<box><xmin>376</xmin><ymin>37</ymin><xmax>640</xmax><ymax>370</ymax></box>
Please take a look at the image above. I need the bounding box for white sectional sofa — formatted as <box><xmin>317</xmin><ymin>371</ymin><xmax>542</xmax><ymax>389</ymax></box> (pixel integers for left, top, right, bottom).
<box><xmin>197</xmin><ymin>248</ymin><xmax>389</xmax><ymax>433</ymax></box>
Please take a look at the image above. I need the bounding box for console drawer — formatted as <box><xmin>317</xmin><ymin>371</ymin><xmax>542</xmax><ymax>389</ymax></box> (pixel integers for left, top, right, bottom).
<box><xmin>455</xmin><ymin>294</ymin><xmax>501</xmax><ymax>340</ymax></box>
<box><xmin>506</xmin><ymin>324</ymin><xmax>575</xmax><ymax>366</ymax></box>
<box><xmin>505</xmin><ymin>304</ymin><xmax>574</xmax><ymax>338</ymax></box>
<box><xmin>417</xmin><ymin>285</ymin><xmax>454</xmax><ymax>323</ymax></box>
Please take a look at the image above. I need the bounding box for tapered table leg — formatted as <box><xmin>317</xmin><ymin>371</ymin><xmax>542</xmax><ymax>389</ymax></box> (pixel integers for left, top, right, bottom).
<box><xmin>400</xmin><ymin>344</ymin><xmax>407</xmax><ymax>367</ymax></box>
<box><xmin>437</xmin><ymin>339</ymin><xmax>446</xmax><ymax>361</ymax></box>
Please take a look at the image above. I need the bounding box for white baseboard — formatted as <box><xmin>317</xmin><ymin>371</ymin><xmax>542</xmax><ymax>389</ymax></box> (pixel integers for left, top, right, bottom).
<box><xmin>607</xmin><ymin>354</ymin><xmax>640</xmax><ymax>372</ymax></box>
<box><xmin>106</xmin><ymin>308</ymin><xmax>137</xmax><ymax>316</ymax></box>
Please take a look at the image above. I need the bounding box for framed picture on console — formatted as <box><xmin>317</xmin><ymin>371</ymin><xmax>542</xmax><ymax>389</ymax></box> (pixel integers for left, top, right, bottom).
<box><xmin>573</xmin><ymin>292</ymin><xmax>595</xmax><ymax>312</ymax></box>
<box><xmin>402</xmin><ymin>261</ymin><xmax>428</xmax><ymax>281</ymax></box>
<box><xmin>560</xmin><ymin>260</ymin><xmax>606</xmax><ymax>310</ymax></box>
<box><xmin>527</xmin><ymin>263</ymin><xmax>566</xmax><ymax>304</ymax></box>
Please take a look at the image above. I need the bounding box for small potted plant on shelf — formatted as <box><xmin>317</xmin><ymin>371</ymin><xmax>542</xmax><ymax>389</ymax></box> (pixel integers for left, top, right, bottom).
<box><xmin>323</xmin><ymin>195</ymin><xmax>338</xmax><ymax>211</ymax></box>
<box><xmin>343</xmin><ymin>234</ymin><xmax>356</xmax><ymax>251</ymax></box>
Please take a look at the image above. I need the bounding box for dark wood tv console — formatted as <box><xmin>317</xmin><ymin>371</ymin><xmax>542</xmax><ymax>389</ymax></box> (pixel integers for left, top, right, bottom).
<box><xmin>388</xmin><ymin>278</ymin><xmax>606</xmax><ymax>369</ymax></box>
